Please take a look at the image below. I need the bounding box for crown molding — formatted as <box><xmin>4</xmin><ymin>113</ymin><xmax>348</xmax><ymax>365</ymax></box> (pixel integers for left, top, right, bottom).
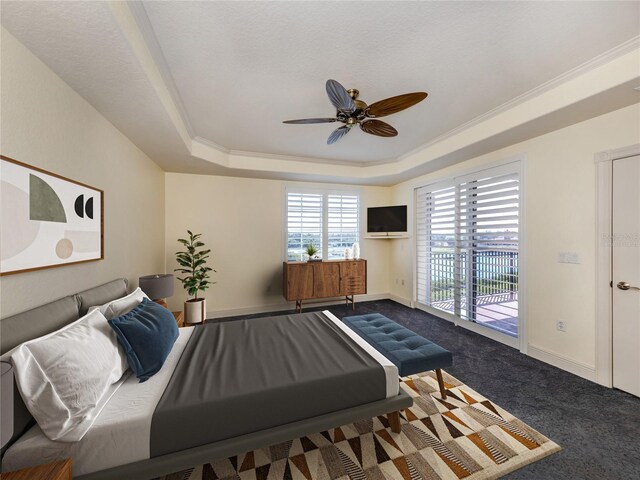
<box><xmin>120</xmin><ymin>5</ymin><xmax>639</xmax><ymax>177</ymax></box>
<box><xmin>126</xmin><ymin>1</ymin><xmax>196</xmax><ymax>139</ymax></box>
<box><xmin>192</xmin><ymin>136</ymin><xmax>230</xmax><ymax>154</ymax></box>
<box><xmin>396</xmin><ymin>35</ymin><xmax>640</xmax><ymax>163</ymax></box>
<box><xmin>192</xmin><ymin>136</ymin><xmax>379</xmax><ymax>167</ymax></box>
<box><xmin>108</xmin><ymin>1</ymin><xmax>192</xmax><ymax>149</ymax></box>
<box><xmin>228</xmin><ymin>149</ymin><xmax>371</xmax><ymax>167</ymax></box>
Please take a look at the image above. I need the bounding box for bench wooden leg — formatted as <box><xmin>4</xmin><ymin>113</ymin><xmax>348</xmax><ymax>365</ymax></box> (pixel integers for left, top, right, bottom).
<box><xmin>387</xmin><ymin>411</ymin><xmax>401</xmax><ymax>433</ymax></box>
<box><xmin>435</xmin><ymin>368</ymin><xmax>447</xmax><ymax>399</ymax></box>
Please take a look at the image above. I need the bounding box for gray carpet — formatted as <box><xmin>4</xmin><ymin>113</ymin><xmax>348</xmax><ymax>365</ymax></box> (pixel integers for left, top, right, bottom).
<box><xmin>215</xmin><ymin>299</ymin><xmax>640</xmax><ymax>479</ymax></box>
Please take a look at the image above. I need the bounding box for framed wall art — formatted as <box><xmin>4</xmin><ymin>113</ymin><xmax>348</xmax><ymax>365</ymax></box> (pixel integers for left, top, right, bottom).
<box><xmin>0</xmin><ymin>155</ymin><xmax>104</xmax><ymax>276</ymax></box>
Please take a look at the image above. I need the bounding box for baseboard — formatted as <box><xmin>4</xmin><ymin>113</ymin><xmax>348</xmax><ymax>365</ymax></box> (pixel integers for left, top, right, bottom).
<box><xmin>527</xmin><ymin>344</ymin><xmax>597</xmax><ymax>382</ymax></box>
<box><xmin>387</xmin><ymin>294</ymin><xmax>413</xmax><ymax>308</ymax></box>
<box><xmin>205</xmin><ymin>297</ymin><xmax>600</xmax><ymax>385</ymax></box>
<box><xmin>207</xmin><ymin>302</ymin><xmax>295</xmax><ymax>319</ymax></box>
<box><xmin>206</xmin><ymin>292</ymin><xmax>392</xmax><ymax>319</ymax></box>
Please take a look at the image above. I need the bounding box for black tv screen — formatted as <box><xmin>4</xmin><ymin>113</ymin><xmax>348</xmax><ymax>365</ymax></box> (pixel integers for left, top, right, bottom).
<box><xmin>367</xmin><ymin>205</ymin><xmax>407</xmax><ymax>233</ymax></box>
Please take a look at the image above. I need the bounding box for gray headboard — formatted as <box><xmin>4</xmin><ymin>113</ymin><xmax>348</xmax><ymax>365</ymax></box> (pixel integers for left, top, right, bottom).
<box><xmin>0</xmin><ymin>278</ymin><xmax>128</xmax><ymax>455</ymax></box>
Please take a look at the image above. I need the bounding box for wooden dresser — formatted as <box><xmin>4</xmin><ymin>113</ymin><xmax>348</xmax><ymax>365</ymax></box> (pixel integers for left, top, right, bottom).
<box><xmin>283</xmin><ymin>259</ymin><xmax>367</xmax><ymax>312</ymax></box>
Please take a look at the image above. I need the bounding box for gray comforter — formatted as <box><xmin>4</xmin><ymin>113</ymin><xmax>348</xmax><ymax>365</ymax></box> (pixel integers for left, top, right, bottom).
<box><xmin>150</xmin><ymin>311</ymin><xmax>386</xmax><ymax>457</ymax></box>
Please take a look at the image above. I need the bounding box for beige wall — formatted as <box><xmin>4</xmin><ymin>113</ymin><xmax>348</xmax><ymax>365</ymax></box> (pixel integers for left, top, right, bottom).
<box><xmin>0</xmin><ymin>29</ymin><xmax>166</xmax><ymax>317</ymax></box>
<box><xmin>390</xmin><ymin>103</ymin><xmax>640</xmax><ymax>371</ymax></box>
<box><xmin>164</xmin><ymin>173</ymin><xmax>391</xmax><ymax>315</ymax></box>
<box><xmin>4</xmin><ymin>25</ymin><xmax>639</xmax><ymax>383</ymax></box>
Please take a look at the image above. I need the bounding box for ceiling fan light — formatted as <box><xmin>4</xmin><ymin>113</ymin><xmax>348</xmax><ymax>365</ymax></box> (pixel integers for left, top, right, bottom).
<box><xmin>284</xmin><ymin>80</ymin><xmax>427</xmax><ymax>143</ymax></box>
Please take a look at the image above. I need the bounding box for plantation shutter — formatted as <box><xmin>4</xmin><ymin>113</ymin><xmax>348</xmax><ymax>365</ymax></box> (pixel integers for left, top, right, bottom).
<box><xmin>415</xmin><ymin>182</ymin><xmax>456</xmax><ymax>307</ymax></box>
<box><xmin>457</xmin><ymin>170</ymin><xmax>519</xmax><ymax>320</ymax></box>
<box><xmin>286</xmin><ymin>192</ymin><xmax>323</xmax><ymax>261</ymax></box>
<box><xmin>327</xmin><ymin>194</ymin><xmax>360</xmax><ymax>259</ymax></box>
<box><xmin>415</xmin><ymin>162</ymin><xmax>520</xmax><ymax>329</ymax></box>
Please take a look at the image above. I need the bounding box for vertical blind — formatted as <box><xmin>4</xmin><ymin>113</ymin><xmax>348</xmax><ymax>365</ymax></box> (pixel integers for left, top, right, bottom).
<box><xmin>416</xmin><ymin>164</ymin><xmax>520</xmax><ymax>327</ymax></box>
<box><xmin>286</xmin><ymin>190</ymin><xmax>359</xmax><ymax>261</ymax></box>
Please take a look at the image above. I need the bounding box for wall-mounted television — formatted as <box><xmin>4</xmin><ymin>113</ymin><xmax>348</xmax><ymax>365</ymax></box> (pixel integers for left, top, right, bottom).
<box><xmin>367</xmin><ymin>205</ymin><xmax>407</xmax><ymax>234</ymax></box>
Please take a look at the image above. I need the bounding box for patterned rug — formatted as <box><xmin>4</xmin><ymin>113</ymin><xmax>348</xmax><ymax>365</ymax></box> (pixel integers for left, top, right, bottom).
<box><xmin>160</xmin><ymin>371</ymin><xmax>560</xmax><ymax>479</ymax></box>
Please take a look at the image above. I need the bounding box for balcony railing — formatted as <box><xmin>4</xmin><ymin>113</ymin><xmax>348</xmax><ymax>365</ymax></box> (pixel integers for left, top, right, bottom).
<box><xmin>428</xmin><ymin>250</ymin><xmax>518</xmax><ymax>337</ymax></box>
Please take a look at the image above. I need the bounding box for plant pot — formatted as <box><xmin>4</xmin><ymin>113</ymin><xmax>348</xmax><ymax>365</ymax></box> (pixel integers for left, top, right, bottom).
<box><xmin>184</xmin><ymin>298</ymin><xmax>206</xmax><ymax>324</ymax></box>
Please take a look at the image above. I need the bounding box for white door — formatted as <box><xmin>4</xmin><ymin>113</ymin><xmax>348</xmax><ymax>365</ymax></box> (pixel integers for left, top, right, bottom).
<box><xmin>612</xmin><ymin>155</ymin><xmax>640</xmax><ymax>397</ymax></box>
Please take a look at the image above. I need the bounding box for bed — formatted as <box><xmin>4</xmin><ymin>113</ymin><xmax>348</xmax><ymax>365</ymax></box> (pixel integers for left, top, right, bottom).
<box><xmin>0</xmin><ymin>279</ymin><xmax>412</xmax><ymax>479</ymax></box>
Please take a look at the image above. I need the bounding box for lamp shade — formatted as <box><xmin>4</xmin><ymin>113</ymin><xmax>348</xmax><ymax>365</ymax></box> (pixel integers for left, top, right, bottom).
<box><xmin>139</xmin><ymin>274</ymin><xmax>174</xmax><ymax>300</ymax></box>
<box><xmin>1</xmin><ymin>361</ymin><xmax>14</xmax><ymax>448</ymax></box>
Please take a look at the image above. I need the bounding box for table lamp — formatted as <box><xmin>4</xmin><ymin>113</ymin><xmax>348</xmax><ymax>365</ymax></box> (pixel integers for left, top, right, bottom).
<box><xmin>1</xmin><ymin>361</ymin><xmax>14</xmax><ymax>448</ymax></box>
<box><xmin>139</xmin><ymin>274</ymin><xmax>174</xmax><ymax>308</ymax></box>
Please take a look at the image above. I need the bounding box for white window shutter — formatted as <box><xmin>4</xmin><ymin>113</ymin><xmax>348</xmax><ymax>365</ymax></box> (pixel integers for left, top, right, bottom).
<box><xmin>286</xmin><ymin>192</ymin><xmax>323</xmax><ymax>261</ymax></box>
<box><xmin>415</xmin><ymin>164</ymin><xmax>520</xmax><ymax>337</ymax></box>
<box><xmin>286</xmin><ymin>190</ymin><xmax>360</xmax><ymax>261</ymax></box>
<box><xmin>327</xmin><ymin>194</ymin><xmax>359</xmax><ymax>260</ymax></box>
<box><xmin>416</xmin><ymin>184</ymin><xmax>456</xmax><ymax>307</ymax></box>
<box><xmin>457</xmin><ymin>172</ymin><xmax>519</xmax><ymax>321</ymax></box>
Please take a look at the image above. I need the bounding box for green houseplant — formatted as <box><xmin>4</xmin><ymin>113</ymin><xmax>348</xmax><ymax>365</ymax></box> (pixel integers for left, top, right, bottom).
<box><xmin>175</xmin><ymin>230</ymin><xmax>215</xmax><ymax>323</ymax></box>
<box><xmin>305</xmin><ymin>243</ymin><xmax>318</xmax><ymax>261</ymax></box>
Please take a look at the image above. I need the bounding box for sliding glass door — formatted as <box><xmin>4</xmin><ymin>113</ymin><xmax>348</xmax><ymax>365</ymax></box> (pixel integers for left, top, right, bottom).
<box><xmin>416</xmin><ymin>163</ymin><xmax>520</xmax><ymax>341</ymax></box>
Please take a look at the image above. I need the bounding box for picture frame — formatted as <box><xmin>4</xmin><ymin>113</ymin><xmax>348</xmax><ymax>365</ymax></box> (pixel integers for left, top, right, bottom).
<box><xmin>0</xmin><ymin>155</ymin><xmax>104</xmax><ymax>276</ymax></box>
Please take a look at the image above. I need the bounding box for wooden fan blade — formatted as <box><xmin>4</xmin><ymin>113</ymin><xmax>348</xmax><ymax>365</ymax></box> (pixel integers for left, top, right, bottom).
<box><xmin>326</xmin><ymin>79</ymin><xmax>355</xmax><ymax>113</ymax></box>
<box><xmin>283</xmin><ymin>118</ymin><xmax>337</xmax><ymax>124</ymax></box>
<box><xmin>360</xmin><ymin>120</ymin><xmax>398</xmax><ymax>137</ymax></box>
<box><xmin>327</xmin><ymin>126</ymin><xmax>351</xmax><ymax>145</ymax></box>
<box><xmin>366</xmin><ymin>92</ymin><xmax>428</xmax><ymax>118</ymax></box>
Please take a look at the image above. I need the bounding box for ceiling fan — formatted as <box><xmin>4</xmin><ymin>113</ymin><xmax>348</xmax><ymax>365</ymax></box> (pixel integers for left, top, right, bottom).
<box><xmin>283</xmin><ymin>79</ymin><xmax>428</xmax><ymax>145</ymax></box>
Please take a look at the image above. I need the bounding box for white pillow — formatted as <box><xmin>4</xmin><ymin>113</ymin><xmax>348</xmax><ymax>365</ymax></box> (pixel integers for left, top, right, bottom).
<box><xmin>11</xmin><ymin>309</ymin><xmax>129</xmax><ymax>442</ymax></box>
<box><xmin>92</xmin><ymin>287</ymin><xmax>149</xmax><ymax>320</ymax></box>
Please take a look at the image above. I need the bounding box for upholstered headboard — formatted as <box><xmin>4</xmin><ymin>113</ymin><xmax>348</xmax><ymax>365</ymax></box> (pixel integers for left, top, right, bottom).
<box><xmin>0</xmin><ymin>278</ymin><xmax>128</xmax><ymax>455</ymax></box>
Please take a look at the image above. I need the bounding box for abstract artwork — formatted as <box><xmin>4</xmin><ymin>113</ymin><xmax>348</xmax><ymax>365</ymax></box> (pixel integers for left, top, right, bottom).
<box><xmin>0</xmin><ymin>155</ymin><xmax>103</xmax><ymax>276</ymax></box>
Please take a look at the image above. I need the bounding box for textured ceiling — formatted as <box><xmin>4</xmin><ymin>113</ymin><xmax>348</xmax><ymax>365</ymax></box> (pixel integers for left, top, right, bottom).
<box><xmin>1</xmin><ymin>1</ymin><xmax>639</xmax><ymax>182</ymax></box>
<box><xmin>141</xmin><ymin>0</ymin><xmax>640</xmax><ymax>163</ymax></box>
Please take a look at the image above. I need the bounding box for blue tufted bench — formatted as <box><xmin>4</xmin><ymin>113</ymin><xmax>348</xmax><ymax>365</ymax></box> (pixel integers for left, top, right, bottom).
<box><xmin>342</xmin><ymin>313</ymin><xmax>453</xmax><ymax>399</ymax></box>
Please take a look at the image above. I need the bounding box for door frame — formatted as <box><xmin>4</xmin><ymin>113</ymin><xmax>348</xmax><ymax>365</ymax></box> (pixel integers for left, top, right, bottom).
<box><xmin>595</xmin><ymin>144</ymin><xmax>640</xmax><ymax>387</ymax></box>
<box><xmin>412</xmin><ymin>154</ymin><xmax>527</xmax><ymax>353</ymax></box>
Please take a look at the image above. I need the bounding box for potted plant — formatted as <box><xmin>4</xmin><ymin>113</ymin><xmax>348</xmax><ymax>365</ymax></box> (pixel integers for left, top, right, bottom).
<box><xmin>306</xmin><ymin>243</ymin><xmax>319</xmax><ymax>262</ymax></box>
<box><xmin>175</xmin><ymin>230</ymin><xmax>215</xmax><ymax>324</ymax></box>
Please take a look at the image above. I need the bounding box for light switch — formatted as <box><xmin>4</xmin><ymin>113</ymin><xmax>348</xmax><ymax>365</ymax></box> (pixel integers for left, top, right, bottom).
<box><xmin>558</xmin><ymin>251</ymin><xmax>580</xmax><ymax>264</ymax></box>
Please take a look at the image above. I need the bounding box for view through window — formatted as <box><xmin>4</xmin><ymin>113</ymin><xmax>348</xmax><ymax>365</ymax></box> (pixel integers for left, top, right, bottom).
<box><xmin>286</xmin><ymin>190</ymin><xmax>359</xmax><ymax>261</ymax></box>
<box><xmin>416</xmin><ymin>163</ymin><xmax>520</xmax><ymax>338</ymax></box>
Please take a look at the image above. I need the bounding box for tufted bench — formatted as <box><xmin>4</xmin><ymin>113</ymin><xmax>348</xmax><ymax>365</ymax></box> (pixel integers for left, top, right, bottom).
<box><xmin>342</xmin><ymin>313</ymin><xmax>453</xmax><ymax>399</ymax></box>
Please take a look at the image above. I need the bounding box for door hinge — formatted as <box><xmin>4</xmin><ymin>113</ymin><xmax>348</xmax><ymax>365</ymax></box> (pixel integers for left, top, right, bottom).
<box><xmin>610</xmin><ymin>280</ymin><xmax>613</xmax><ymax>288</ymax></box>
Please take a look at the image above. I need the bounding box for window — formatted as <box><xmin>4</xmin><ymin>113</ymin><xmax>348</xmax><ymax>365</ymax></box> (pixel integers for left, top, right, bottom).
<box><xmin>286</xmin><ymin>189</ymin><xmax>360</xmax><ymax>261</ymax></box>
<box><xmin>416</xmin><ymin>162</ymin><xmax>520</xmax><ymax>338</ymax></box>
<box><xmin>286</xmin><ymin>192</ymin><xmax>323</xmax><ymax>260</ymax></box>
<box><xmin>327</xmin><ymin>194</ymin><xmax>359</xmax><ymax>259</ymax></box>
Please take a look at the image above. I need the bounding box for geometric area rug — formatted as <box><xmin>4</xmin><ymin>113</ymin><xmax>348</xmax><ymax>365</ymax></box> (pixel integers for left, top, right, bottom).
<box><xmin>159</xmin><ymin>370</ymin><xmax>560</xmax><ymax>480</ymax></box>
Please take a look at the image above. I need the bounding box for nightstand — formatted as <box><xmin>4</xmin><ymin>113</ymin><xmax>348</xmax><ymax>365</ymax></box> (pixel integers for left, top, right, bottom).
<box><xmin>1</xmin><ymin>458</ymin><xmax>72</xmax><ymax>479</ymax></box>
<box><xmin>172</xmin><ymin>310</ymin><xmax>184</xmax><ymax>328</ymax></box>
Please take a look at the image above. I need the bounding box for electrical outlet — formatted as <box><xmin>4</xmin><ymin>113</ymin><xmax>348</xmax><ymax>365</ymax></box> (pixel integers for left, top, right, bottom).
<box><xmin>557</xmin><ymin>320</ymin><xmax>567</xmax><ymax>332</ymax></box>
<box><xmin>401</xmin><ymin>279</ymin><xmax>405</xmax><ymax>286</ymax></box>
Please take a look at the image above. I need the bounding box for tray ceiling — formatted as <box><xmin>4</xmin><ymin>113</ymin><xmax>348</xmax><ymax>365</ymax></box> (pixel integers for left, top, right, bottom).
<box><xmin>1</xmin><ymin>1</ymin><xmax>639</xmax><ymax>183</ymax></box>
